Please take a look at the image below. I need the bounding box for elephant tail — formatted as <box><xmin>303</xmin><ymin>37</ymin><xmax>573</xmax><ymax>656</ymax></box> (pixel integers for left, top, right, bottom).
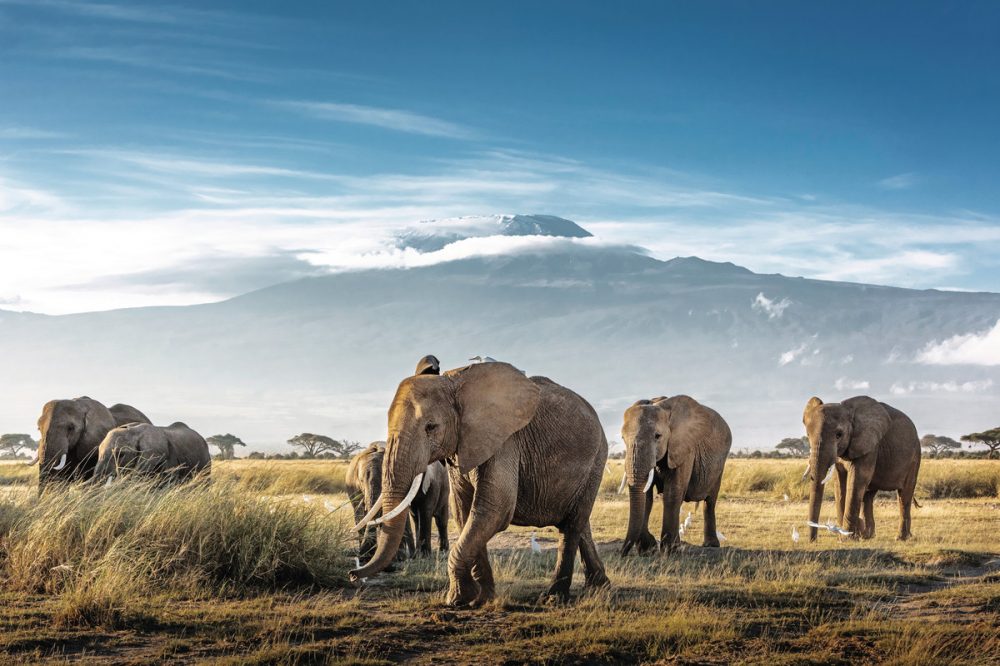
<box><xmin>911</xmin><ymin>497</ymin><xmax>922</xmax><ymax>509</ymax></box>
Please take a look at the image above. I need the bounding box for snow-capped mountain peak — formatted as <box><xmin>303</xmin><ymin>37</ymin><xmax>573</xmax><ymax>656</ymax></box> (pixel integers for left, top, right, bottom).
<box><xmin>395</xmin><ymin>214</ymin><xmax>592</xmax><ymax>251</ymax></box>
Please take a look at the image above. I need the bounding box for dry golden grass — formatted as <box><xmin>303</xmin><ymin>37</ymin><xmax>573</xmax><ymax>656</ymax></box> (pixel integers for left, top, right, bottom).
<box><xmin>0</xmin><ymin>458</ymin><xmax>996</xmax><ymax>664</ymax></box>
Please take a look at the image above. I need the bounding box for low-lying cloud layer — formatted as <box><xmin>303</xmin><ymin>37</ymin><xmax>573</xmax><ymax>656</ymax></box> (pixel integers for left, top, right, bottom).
<box><xmin>917</xmin><ymin>319</ymin><xmax>1000</xmax><ymax>366</ymax></box>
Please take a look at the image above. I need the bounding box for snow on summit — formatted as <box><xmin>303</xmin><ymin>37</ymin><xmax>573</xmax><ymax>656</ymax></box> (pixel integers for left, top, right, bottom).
<box><xmin>395</xmin><ymin>214</ymin><xmax>592</xmax><ymax>251</ymax></box>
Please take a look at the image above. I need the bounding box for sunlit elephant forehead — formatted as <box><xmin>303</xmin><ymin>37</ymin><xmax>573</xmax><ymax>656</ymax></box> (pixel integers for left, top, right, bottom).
<box><xmin>390</xmin><ymin>376</ymin><xmax>452</xmax><ymax>414</ymax></box>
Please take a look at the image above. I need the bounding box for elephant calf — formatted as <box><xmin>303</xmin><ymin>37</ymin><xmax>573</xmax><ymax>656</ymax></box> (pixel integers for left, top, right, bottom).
<box><xmin>94</xmin><ymin>422</ymin><xmax>211</xmax><ymax>483</ymax></box>
<box><xmin>346</xmin><ymin>442</ymin><xmax>416</xmax><ymax>562</ymax></box>
<box><xmin>411</xmin><ymin>460</ymin><xmax>450</xmax><ymax>556</ymax></box>
<box><xmin>620</xmin><ymin>395</ymin><xmax>732</xmax><ymax>555</ymax></box>
<box><xmin>803</xmin><ymin>395</ymin><xmax>920</xmax><ymax>540</ymax></box>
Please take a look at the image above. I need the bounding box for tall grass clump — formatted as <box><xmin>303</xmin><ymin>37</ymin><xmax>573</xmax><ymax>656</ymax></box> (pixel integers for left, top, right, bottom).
<box><xmin>0</xmin><ymin>478</ymin><xmax>352</xmax><ymax>625</ymax></box>
<box><xmin>917</xmin><ymin>460</ymin><xmax>999</xmax><ymax>499</ymax></box>
<box><xmin>216</xmin><ymin>460</ymin><xmax>348</xmax><ymax>495</ymax></box>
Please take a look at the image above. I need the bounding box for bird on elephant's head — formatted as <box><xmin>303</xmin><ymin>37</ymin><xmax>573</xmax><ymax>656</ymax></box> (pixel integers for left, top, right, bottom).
<box><xmin>802</xmin><ymin>395</ymin><xmax>920</xmax><ymax>542</ymax></box>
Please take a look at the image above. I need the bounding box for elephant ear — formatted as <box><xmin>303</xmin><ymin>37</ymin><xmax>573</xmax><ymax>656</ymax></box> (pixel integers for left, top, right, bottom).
<box><xmin>803</xmin><ymin>396</ymin><xmax>823</xmax><ymax>424</ymax></box>
<box><xmin>80</xmin><ymin>399</ymin><xmax>116</xmax><ymax>454</ymax></box>
<box><xmin>452</xmin><ymin>362</ymin><xmax>540</xmax><ymax>474</ymax></box>
<box><xmin>845</xmin><ymin>397</ymin><xmax>890</xmax><ymax>458</ymax></box>
<box><xmin>661</xmin><ymin>396</ymin><xmax>700</xmax><ymax>469</ymax></box>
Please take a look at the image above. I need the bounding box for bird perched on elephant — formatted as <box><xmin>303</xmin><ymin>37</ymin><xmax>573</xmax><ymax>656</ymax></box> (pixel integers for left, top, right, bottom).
<box><xmin>94</xmin><ymin>422</ymin><xmax>211</xmax><ymax>483</ymax></box>
<box><xmin>35</xmin><ymin>397</ymin><xmax>150</xmax><ymax>491</ymax></box>
<box><xmin>620</xmin><ymin>395</ymin><xmax>732</xmax><ymax>555</ymax></box>
<box><xmin>346</xmin><ymin>442</ymin><xmax>416</xmax><ymax>562</ymax></box>
<box><xmin>350</xmin><ymin>362</ymin><xmax>610</xmax><ymax>607</ymax></box>
<box><xmin>802</xmin><ymin>396</ymin><xmax>920</xmax><ymax>541</ymax></box>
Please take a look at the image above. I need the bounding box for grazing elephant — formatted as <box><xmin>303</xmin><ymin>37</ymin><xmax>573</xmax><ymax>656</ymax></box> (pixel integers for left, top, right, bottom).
<box><xmin>803</xmin><ymin>396</ymin><xmax>921</xmax><ymax>541</ymax></box>
<box><xmin>346</xmin><ymin>442</ymin><xmax>415</xmax><ymax>562</ymax></box>
<box><xmin>94</xmin><ymin>422</ymin><xmax>211</xmax><ymax>483</ymax></box>
<box><xmin>411</xmin><ymin>460</ymin><xmax>450</xmax><ymax>556</ymax></box>
<box><xmin>35</xmin><ymin>397</ymin><xmax>144</xmax><ymax>490</ymax></box>
<box><xmin>415</xmin><ymin>355</ymin><xmax>441</xmax><ymax>376</ymax></box>
<box><xmin>350</xmin><ymin>362</ymin><xmax>610</xmax><ymax>607</ymax></box>
<box><xmin>109</xmin><ymin>403</ymin><xmax>152</xmax><ymax>427</ymax></box>
<box><xmin>620</xmin><ymin>396</ymin><xmax>732</xmax><ymax>555</ymax></box>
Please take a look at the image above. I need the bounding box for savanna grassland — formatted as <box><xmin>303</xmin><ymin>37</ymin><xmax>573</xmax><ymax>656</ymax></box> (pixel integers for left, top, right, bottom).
<box><xmin>0</xmin><ymin>459</ymin><xmax>997</xmax><ymax>665</ymax></box>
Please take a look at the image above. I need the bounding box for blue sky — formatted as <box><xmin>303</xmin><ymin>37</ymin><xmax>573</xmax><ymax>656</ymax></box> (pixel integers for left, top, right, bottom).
<box><xmin>1</xmin><ymin>1</ymin><xmax>999</xmax><ymax>313</ymax></box>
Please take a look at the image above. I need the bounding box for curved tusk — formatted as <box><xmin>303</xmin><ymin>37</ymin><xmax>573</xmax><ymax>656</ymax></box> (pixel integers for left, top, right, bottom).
<box><xmin>821</xmin><ymin>466</ymin><xmax>834</xmax><ymax>485</ymax></box>
<box><xmin>617</xmin><ymin>472</ymin><xmax>627</xmax><ymax>495</ymax></box>
<box><xmin>52</xmin><ymin>453</ymin><xmax>68</xmax><ymax>471</ymax></box>
<box><xmin>372</xmin><ymin>473</ymin><xmax>424</xmax><ymax>526</ymax></box>
<box><xmin>801</xmin><ymin>463</ymin><xmax>810</xmax><ymax>482</ymax></box>
<box><xmin>353</xmin><ymin>493</ymin><xmax>384</xmax><ymax>532</ymax></box>
<box><xmin>642</xmin><ymin>468</ymin><xmax>655</xmax><ymax>493</ymax></box>
<box><xmin>27</xmin><ymin>455</ymin><xmax>39</xmax><ymax>466</ymax></box>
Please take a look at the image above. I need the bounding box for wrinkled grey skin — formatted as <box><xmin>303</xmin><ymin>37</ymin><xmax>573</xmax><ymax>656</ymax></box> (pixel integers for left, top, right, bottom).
<box><xmin>94</xmin><ymin>422</ymin><xmax>211</xmax><ymax>483</ymax></box>
<box><xmin>350</xmin><ymin>362</ymin><xmax>609</xmax><ymax>607</ymax></box>
<box><xmin>415</xmin><ymin>355</ymin><xmax>440</xmax><ymax>376</ymax></box>
<box><xmin>411</xmin><ymin>460</ymin><xmax>450</xmax><ymax>556</ymax></box>
<box><xmin>36</xmin><ymin>397</ymin><xmax>118</xmax><ymax>491</ymax></box>
<box><xmin>803</xmin><ymin>396</ymin><xmax>921</xmax><ymax>541</ymax></box>
<box><xmin>108</xmin><ymin>404</ymin><xmax>152</xmax><ymax>427</ymax></box>
<box><xmin>345</xmin><ymin>442</ymin><xmax>415</xmax><ymax>562</ymax></box>
<box><xmin>621</xmin><ymin>396</ymin><xmax>732</xmax><ymax>555</ymax></box>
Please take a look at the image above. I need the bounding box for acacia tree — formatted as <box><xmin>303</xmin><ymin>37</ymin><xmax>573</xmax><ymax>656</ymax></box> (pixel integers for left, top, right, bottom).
<box><xmin>0</xmin><ymin>434</ymin><xmax>37</xmax><ymax>459</ymax></box>
<box><xmin>206</xmin><ymin>433</ymin><xmax>247</xmax><ymax>460</ymax></box>
<box><xmin>961</xmin><ymin>427</ymin><xmax>1000</xmax><ymax>459</ymax></box>
<box><xmin>920</xmin><ymin>434</ymin><xmax>962</xmax><ymax>458</ymax></box>
<box><xmin>287</xmin><ymin>433</ymin><xmax>363</xmax><ymax>459</ymax></box>
<box><xmin>774</xmin><ymin>436</ymin><xmax>810</xmax><ymax>457</ymax></box>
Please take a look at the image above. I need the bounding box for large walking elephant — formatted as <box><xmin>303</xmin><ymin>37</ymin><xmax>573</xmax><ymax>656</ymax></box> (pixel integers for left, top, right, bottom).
<box><xmin>35</xmin><ymin>397</ymin><xmax>149</xmax><ymax>490</ymax></box>
<box><xmin>803</xmin><ymin>396</ymin><xmax>921</xmax><ymax>541</ymax></box>
<box><xmin>620</xmin><ymin>396</ymin><xmax>732</xmax><ymax>555</ymax></box>
<box><xmin>346</xmin><ymin>442</ymin><xmax>416</xmax><ymax>562</ymax></box>
<box><xmin>350</xmin><ymin>362</ymin><xmax>609</xmax><ymax>606</ymax></box>
<box><xmin>94</xmin><ymin>422</ymin><xmax>211</xmax><ymax>483</ymax></box>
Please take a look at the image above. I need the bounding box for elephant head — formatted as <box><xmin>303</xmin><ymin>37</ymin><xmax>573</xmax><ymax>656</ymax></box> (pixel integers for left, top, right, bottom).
<box><xmin>36</xmin><ymin>397</ymin><xmax>116</xmax><ymax>490</ymax></box>
<box><xmin>802</xmin><ymin>396</ymin><xmax>889</xmax><ymax>540</ymax></box>
<box><xmin>352</xmin><ymin>443</ymin><xmax>388</xmax><ymax>560</ymax></box>
<box><xmin>93</xmin><ymin>423</ymin><xmax>170</xmax><ymax>482</ymax></box>
<box><xmin>350</xmin><ymin>361</ymin><xmax>539</xmax><ymax>581</ymax></box>
<box><xmin>620</xmin><ymin>397</ymin><xmax>696</xmax><ymax>553</ymax></box>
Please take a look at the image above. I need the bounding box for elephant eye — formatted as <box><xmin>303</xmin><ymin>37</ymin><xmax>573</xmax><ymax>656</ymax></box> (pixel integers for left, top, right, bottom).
<box><xmin>425</xmin><ymin>422</ymin><xmax>438</xmax><ymax>434</ymax></box>
<box><xmin>67</xmin><ymin>424</ymin><xmax>75</xmax><ymax>431</ymax></box>
<box><xmin>654</xmin><ymin>433</ymin><xmax>661</xmax><ymax>440</ymax></box>
<box><xmin>835</xmin><ymin>430</ymin><xmax>843</xmax><ymax>439</ymax></box>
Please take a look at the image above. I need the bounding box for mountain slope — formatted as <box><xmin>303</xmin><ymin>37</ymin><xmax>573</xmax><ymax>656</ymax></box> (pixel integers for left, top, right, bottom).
<box><xmin>1</xmin><ymin>224</ymin><xmax>998</xmax><ymax>450</ymax></box>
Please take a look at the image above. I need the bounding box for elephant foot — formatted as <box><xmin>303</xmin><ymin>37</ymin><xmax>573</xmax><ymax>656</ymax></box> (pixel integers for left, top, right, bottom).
<box><xmin>538</xmin><ymin>588</ymin><xmax>572</xmax><ymax>606</ymax></box>
<box><xmin>701</xmin><ymin>539</ymin><xmax>720</xmax><ymax>548</ymax></box>
<box><xmin>658</xmin><ymin>538</ymin><xmax>681</xmax><ymax>555</ymax></box>
<box><xmin>620</xmin><ymin>531</ymin><xmax>658</xmax><ymax>557</ymax></box>
<box><xmin>418</xmin><ymin>548</ymin><xmax>433</xmax><ymax>558</ymax></box>
<box><xmin>896</xmin><ymin>532</ymin><xmax>912</xmax><ymax>541</ymax></box>
<box><xmin>446</xmin><ymin>576</ymin><xmax>481</xmax><ymax>608</ymax></box>
<box><xmin>583</xmin><ymin>570</ymin><xmax>611</xmax><ymax>590</ymax></box>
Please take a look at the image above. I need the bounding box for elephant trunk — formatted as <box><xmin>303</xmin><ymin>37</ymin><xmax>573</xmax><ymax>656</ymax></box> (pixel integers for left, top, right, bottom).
<box><xmin>349</xmin><ymin>491</ymin><xmax>410</xmax><ymax>581</ymax></box>
<box><xmin>807</xmin><ymin>449</ymin><xmax>828</xmax><ymax>542</ymax></box>
<box><xmin>621</xmin><ymin>484</ymin><xmax>649</xmax><ymax>556</ymax></box>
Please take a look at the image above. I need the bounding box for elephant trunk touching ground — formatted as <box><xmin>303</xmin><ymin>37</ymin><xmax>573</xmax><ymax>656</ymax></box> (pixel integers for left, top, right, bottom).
<box><xmin>806</xmin><ymin>438</ymin><xmax>837</xmax><ymax>541</ymax></box>
<box><xmin>350</xmin><ymin>434</ymin><xmax>427</xmax><ymax>580</ymax></box>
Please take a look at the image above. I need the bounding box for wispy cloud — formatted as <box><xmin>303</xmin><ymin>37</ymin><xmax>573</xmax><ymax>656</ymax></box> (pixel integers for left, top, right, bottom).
<box><xmin>834</xmin><ymin>377</ymin><xmax>870</xmax><ymax>391</ymax></box>
<box><xmin>752</xmin><ymin>292</ymin><xmax>791</xmax><ymax>319</ymax></box>
<box><xmin>890</xmin><ymin>379</ymin><xmax>994</xmax><ymax>395</ymax></box>
<box><xmin>917</xmin><ymin>320</ymin><xmax>1000</xmax><ymax>366</ymax></box>
<box><xmin>0</xmin><ymin>126</ymin><xmax>66</xmax><ymax>139</ymax></box>
<box><xmin>877</xmin><ymin>172</ymin><xmax>918</xmax><ymax>190</ymax></box>
<box><xmin>273</xmin><ymin>101</ymin><xmax>477</xmax><ymax>139</ymax></box>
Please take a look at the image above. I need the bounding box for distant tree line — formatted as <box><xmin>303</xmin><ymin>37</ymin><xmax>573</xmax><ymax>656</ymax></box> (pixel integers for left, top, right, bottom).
<box><xmin>203</xmin><ymin>432</ymin><xmax>363</xmax><ymax>460</ymax></box>
<box><xmin>724</xmin><ymin>427</ymin><xmax>1000</xmax><ymax>459</ymax></box>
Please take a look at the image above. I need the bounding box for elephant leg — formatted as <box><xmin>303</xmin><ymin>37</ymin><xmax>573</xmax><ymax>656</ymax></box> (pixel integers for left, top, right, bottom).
<box><xmin>435</xmin><ymin>506</ymin><xmax>450</xmax><ymax>554</ymax></box>
<box><xmin>844</xmin><ymin>458</ymin><xmax>874</xmax><ymax>538</ymax></box>
<box><xmin>861</xmin><ymin>490</ymin><xmax>876</xmax><ymax>539</ymax></box>
<box><xmin>446</xmin><ymin>482</ymin><xmax>512</xmax><ymax>608</ymax></box>
<box><xmin>543</xmin><ymin>526</ymin><xmax>582</xmax><ymax>602</ymax></box>
<box><xmin>578</xmin><ymin>522</ymin><xmax>610</xmax><ymax>589</ymax></box>
<box><xmin>834</xmin><ymin>464</ymin><xmax>848</xmax><ymax>528</ymax></box>
<box><xmin>659</xmin><ymin>461</ymin><xmax>692</xmax><ymax>553</ymax></box>
<box><xmin>636</xmin><ymin>485</ymin><xmax>658</xmax><ymax>553</ymax></box>
<box><xmin>702</xmin><ymin>494</ymin><xmax>720</xmax><ymax>548</ymax></box>
<box><xmin>470</xmin><ymin>547</ymin><xmax>495</xmax><ymax>605</ymax></box>
<box><xmin>418</xmin><ymin>502</ymin><xmax>434</xmax><ymax>557</ymax></box>
<box><xmin>897</xmin><ymin>470</ymin><xmax>917</xmax><ymax>540</ymax></box>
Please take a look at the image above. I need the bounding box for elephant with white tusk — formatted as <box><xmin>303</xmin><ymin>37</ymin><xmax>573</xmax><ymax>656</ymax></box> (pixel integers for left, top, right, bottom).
<box><xmin>35</xmin><ymin>397</ymin><xmax>151</xmax><ymax>492</ymax></box>
<box><xmin>802</xmin><ymin>396</ymin><xmax>921</xmax><ymax>541</ymax></box>
<box><xmin>93</xmin><ymin>422</ymin><xmax>211</xmax><ymax>484</ymax></box>
<box><xmin>349</xmin><ymin>361</ymin><xmax>610</xmax><ymax>607</ymax></box>
<box><xmin>620</xmin><ymin>395</ymin><xmax>732</xmax><ymax>556</ymax></box>
<box><xmin>346</xmin><ymin>442</ymin><xmax>417</xmax><ymax>563</ymax></box>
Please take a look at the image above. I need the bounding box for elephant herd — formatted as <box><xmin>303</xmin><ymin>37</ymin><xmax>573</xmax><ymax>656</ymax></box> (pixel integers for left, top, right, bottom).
<box><xmin>345</xmin><ymin>356</ymin><xmax>922</xmax><ymax>607</ymax></box>
<box><xmin>30</xmin><ymin>396</ymin><xmax>211</xmax><ymax>490</ymax></box>
<box><xmin>28</xmin><ymin>356</ymin><xmax>922</xmax><ymax>608</ymax></box>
